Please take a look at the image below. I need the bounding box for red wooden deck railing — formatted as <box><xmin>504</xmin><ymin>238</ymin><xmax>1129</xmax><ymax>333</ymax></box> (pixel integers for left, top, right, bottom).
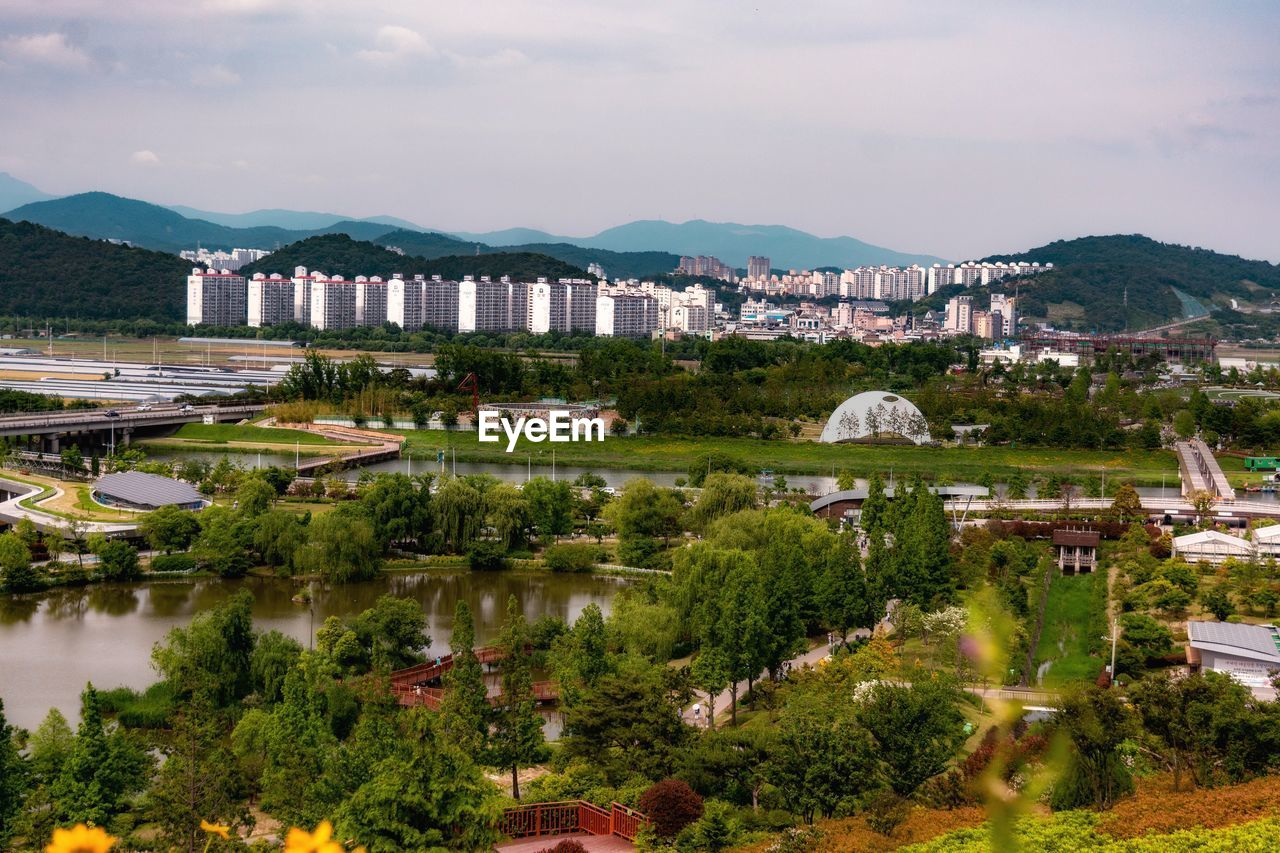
<box><xmin>497</xmin><ymin>801</ymin><xmax>649</xmax><ymax>841</ymax></box>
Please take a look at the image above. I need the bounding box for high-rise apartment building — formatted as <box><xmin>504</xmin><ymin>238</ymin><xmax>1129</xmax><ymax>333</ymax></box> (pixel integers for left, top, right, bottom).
<box><xmin>747</xmin><ymin>256</ymin><xmax>771</xmax><ymax>280</ymax></box>
<box><xmin>596</xmin><ymin>292</ymin><xmax>658</xmax><ymax>338</ymax></box>
<box><xmin>247</xmin><ymin>273</ymin><xmax>296</xmax><ymax>327</ymax></box>
<box><xmin>309</xmin><ymin>274</ymin><xmax>358</xmax><ymax>331</ymax></box>
<box><xmin>354</xmin><ymin>276</ymin><xmax>388</xmax><ymax>327</ymax></box>
<box><xmin>186</xmin><ymin>268</ymin><xmax>247</xmax><ymax>326</ymax></box>
<box><xmin>424</xmin><ymin>276</ymin><xmax>460</xmax><ymax>331</ymax></box>
<box><xmin>989</xmin><ymin>293</ymin><xmax>1018</xmax><ymax>337</ymax></box>
<box><xmin>458</xmin><ymin>276</ymin><xmax>527</xmax><ymax>333</ymax></box>
<box><xmin>945</xmin><ymin>295</ymin><xmax>974</xmax><ymax>333</ymax></box>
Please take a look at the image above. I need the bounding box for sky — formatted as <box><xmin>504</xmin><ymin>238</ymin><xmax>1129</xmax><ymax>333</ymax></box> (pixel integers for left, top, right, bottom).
<box><xmin>0</xmin><ymin>0</ymin><xmax>1278</xmax><ymax>261</ymax></box>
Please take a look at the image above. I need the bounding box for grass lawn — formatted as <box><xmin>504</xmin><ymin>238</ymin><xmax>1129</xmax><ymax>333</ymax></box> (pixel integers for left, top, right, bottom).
<box><xmin>396</xmin><ymin>429</ymin><xmax>1179</xmax><ymax>484</ymax></box>
<box><xmin>170</xmin><ymin>423</ymin><xmax>347</xmax><ymax>445</ymax></box>
<box><xmin>1034</xmin><ymin>569</ymin><xmax>1106</xmax><ymax>687</ymax></box>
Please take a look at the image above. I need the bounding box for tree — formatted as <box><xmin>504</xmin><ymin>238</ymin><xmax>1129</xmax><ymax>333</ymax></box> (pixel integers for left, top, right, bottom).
<box><xmin>768</xmin><ymin>692</ymin><xmax>880</xmax><ymax>822</ymax></box>
<box><xmin>440</xmin><ymin>601</ymin><xmax>491</xmax><ymax>760</ymax></box>
<box><xmin>1050</xmin><ymin>686</ymin><xmax>1137</xmax><ymax>810</ymax></box>
<box><xmin>235</xmin><ymin>474</ymin><xmax>277</xmax><ymax>517</ymax></box>
<box><xmin>253</xmin><ymin>510</ymin><xmax>308</xmax><ymax>573</ymax></box>
<box><xmin>250</xmin><ymin>630</ymin><xmax>303</xmax><ymax>704</ymax></box>
<box><xmin>433</xmin><ymin>476</ymin><xmax>484</xmax><ymax>551</ymax></box>
<box><xmin>523</xmin><ymin>477</ymin><xmax>574</xmax><ymax>541</ymax></box>
<box><xmin>688</xmin><ymin>473</ymin><xmax>758</xmax><ymax>530</ymax></box>
<box><xmin>1200</xmin><ymin>585</ymin><xmax>1235</xmax><ymax>621</ymax></box>
<box><xmin>333</xmin><ymin>709</ymin><xmax>502</xmax><ymax>852</ymax></box>
<box><xmin>97</xmin><ymin>540</ymin><xmax>141</xmax><ymax>582</ymax></box>
<box><xmin>1109</xmin><ymin>484</ymin><xmax>1144</xmax><ymax>522</ymax></box>
<box><xmin>294</xmin><ymin>511</ymin><xmax>382</xmax><ymax>582</ymax></box>
<box><xmin>0</xmin><ymin>699</ymin><xmax>28</xmax><ymax>846</ymax></box>
<box><xmin>860</xmin><ymin>472</ymin><xmax>889</xmax><ymax>535</ymax></box>
<box><xmin>257</xmin><ymin>667</ymin><xmax>337</xmax><ymax>827</ymax></box>
<box><xmin>50</xmin><ymin>684</ymin><xmax>152</xmax><ymax>826</ymax></box>
<box><xmin>638</xmin><ymin>779</ymin><xmax>703</xmax><ymax>839</ymax></box>
<box><xmin>0</xmin><ymin>531</ymin><xmax>40</xmax><ymax>593</ymax></box>
<box><xmin>485</xmin><ymin>483</ymin><xmax>531</xmax><ymax>549</ymax></box>
<box><xmin>59</xmin><ymin>443</ymin><xmax>83</xmax><ymax>473</ymax></box>
<box><xmin>142</xmin><ymin>504</ymin><xmax>202</xmax><ymax>553</ymax></box>
<box><xmin>488</xmin><ymin>595</ymin><xmax>547</xmax><ymax>799</ymax></box>
<box><xmin>349</xmin><ymin>594</ymin><xmax>430</xmax><ymax>671</ymax></box>
<box><xmin>855</xmin><ymin>681</ymin><xmax>967</xmax><ymax>796</ymax></box>
<box><xmin>191</xmin><ymin>506</ymin><xmax>254</xmax><ymax>578</ymax></box>
<box><xmin>148</xmin><ymin>700</ymin><xmax>250</xmax><ymax>853</ymax></box>
<box><xmin>153</xmin><ymin>589</ymin><xmax>256</xmax><ymax>706</ymax></box>
<box><xmin>561</xmin><ymin>664</ymin><xmax>691</xmax><ymax>786</ymax></box>
<box><xmin>1115</xmin><ymin>613</ymin><xmax>1174</xmax><ymax>674</ymax></box>
<box><xmin>818</xmin><ymin>535</ymin><xmax>871</xmax><ymax>642</ymax></box>
<box><xmin>836</xmin><ymin>470</ymin><xmax>857</xmax><ymax>491</ymax></box>
<box><xmin>359</xmin><ymin>472</ymin><xmax>431</xmax><ymax>549</ymax></box>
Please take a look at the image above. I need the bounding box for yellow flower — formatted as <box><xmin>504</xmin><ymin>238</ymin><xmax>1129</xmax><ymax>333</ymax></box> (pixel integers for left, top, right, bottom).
<box><xmin>284</xmin><ymin>821</ymin><xmax>345</xmax><ymax>853</ymax></box>
<box><xmin>200</xmin><ymin>819</ymin><xmax>231</xmax><ymax>840</ymax></box>
<box><xmin>46</xmin><ymin>824</ymin><xmax>117</xmax><ymax>853</ymax></box>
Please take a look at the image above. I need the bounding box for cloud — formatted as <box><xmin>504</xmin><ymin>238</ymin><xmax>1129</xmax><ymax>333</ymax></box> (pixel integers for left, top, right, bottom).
<box><xmin>130</xmin><ymin>149</ymin><xmax>160</xmax><ymax>165</ymax></box>
<box><xmin>0</xmin><ymin>32</ymin><xmax>92</xmax><ymax>70</ymax></box>
<box><xmin>191</xmin><ymin>64</ymin><xmax>241</xmax><ymax>87</ymax></box>
<box><xmin>355</xmin><ymin>25</ymin><xmax>436</xmax><ymax>65</ymax></box>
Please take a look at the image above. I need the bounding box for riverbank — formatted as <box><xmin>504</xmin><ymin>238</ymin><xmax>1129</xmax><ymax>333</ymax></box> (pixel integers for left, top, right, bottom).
<box><xmin>393</xmin><ymin>430</ymin><xmax>1180</xmax><ymax>486</ymax></box>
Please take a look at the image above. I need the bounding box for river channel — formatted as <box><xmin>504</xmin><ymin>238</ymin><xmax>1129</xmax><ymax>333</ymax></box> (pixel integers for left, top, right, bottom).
<box><xmin>0</xmin><ymin>571</ymin><xmax>628</xmax><ymax>733</ymax></box>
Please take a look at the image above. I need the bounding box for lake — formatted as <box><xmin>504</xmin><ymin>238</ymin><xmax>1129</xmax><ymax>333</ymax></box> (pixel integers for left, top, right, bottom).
<box><xmin>0</xmin><ymin>570</ymin><xmax>629</xmax><ymax>732</ymax></box>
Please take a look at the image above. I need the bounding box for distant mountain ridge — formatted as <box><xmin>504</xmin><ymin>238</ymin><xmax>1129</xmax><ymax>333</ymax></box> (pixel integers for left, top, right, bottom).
<box><xmin>166</xmin><ymin>205</ymin><xmax>424</xmax><ymax>233</ymax></box>
<box><xmin>452</xmin><ymin>219</ymin><xmax>949</xmax><ymax>269</ymax></box>
<box><xmin>0</xmin><ymin>172</ymin><xmax>55</xmax><ymax>212</ymax></box>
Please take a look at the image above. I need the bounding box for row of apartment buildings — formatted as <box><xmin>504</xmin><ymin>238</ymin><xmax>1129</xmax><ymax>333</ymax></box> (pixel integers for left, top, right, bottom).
<box><xmin>186</xmin><ymin>267</ymin><xmax>673</xmax><ymax>338</ymax></box>
<box><xmin>943</xmin><ymin>293</ymin><xmax>1019</xmax><ymax>339</ymax></box>
<box><xmin>742</xmin><ymin>261</ymin><xmax>1050</xmax><ymax>301</ymax></box>
<box><xmin>179</xmin><ymin>247</ymin><xmax>271</xmax><ymax>272</ymax></box>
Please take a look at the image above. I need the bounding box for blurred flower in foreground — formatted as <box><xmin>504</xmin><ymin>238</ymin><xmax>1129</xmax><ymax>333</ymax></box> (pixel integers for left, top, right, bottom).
<box><xmin>285</xmin><ymin>820</ymin><xmax>367</xmax><ymax>853</ymax></box>
<box><xmin>201</xmin><ymin>819</ymin><xmax>231</xmax><ymax>840</ymax></box>
<box><xmin>46</xmin><ymin>824</ymin><xmax>116</xmax><ymax>853</ymax></box>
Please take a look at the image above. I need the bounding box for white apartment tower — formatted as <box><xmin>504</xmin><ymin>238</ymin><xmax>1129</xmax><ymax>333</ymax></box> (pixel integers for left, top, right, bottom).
<box><xmin>596</xmin><ymin>292</ymin><xmax>658</xmax><ymax>338</ymax></box>
<box><xmin>309</xmin><ymin>273</ymin><xmax>358</xmax><ymax>331</ymax></box>
<box><xmin>186</xmin><ymin>268</ymin><xmax>247</xmax><ymax>326</ymax></box>
<box><xmin>247</xmin><ymin>273</ymin><xmax>296</xmax><ymax>327</ymax></box>
<box><xmin>354</xmin><ymin>276</ymin><xmax>388</xmax><ymax>327</ymax></box>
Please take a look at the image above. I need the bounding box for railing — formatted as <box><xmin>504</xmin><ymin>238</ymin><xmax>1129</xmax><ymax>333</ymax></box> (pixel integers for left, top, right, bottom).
<box><xmin>497</xmin><ymin>800</ymin><xmax>649</xmax><ymax>841</ymax></box>
<box><xmin>610</xmin><ymin>803</ymin><xmax>646</xmax><ymax>841</ymax></box>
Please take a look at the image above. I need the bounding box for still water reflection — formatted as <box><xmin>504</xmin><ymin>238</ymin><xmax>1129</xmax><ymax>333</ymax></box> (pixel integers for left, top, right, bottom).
<box><xmin>0</xmin><ymin>571</ymin><xmax>627</xmax><ymax>732</ymax></box>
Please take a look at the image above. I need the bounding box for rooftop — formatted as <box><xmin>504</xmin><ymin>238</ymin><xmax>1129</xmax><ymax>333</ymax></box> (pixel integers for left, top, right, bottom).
<box><xmin>1187</xmin><ymin>621</ymin><xmax>1280</xmax><ymax>664</ymax></box>
<box><xmin>94</xmin><ymin>471</ymin><xmax>205</xmax><ymax>508</ymax></box>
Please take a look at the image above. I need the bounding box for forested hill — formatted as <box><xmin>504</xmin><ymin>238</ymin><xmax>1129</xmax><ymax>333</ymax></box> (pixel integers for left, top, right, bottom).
<box><xmin>374</xmin><ymin>230</ymin><xmax>681</xmax><ymax>279</ymax></box>
<box><xmin>0</xmin><ymin>218</ymin><xmax>189</xmax><ymax>320</ymax></box>
<box><xmin>970</xmin><ymin>234</ymin><xmax>1280</xmax><ymax>332</ymax></box>
<box><xmin>238</xmin><ymin>234</ymin><xmax>594</xmax><ymax>282</ymax></box>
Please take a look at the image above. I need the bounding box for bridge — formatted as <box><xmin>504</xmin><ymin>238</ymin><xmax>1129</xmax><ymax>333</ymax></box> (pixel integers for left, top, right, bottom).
<box><xmin>496</xmin><ymin>801</ymin><xmax>648</xmax><ymax>851</ymax></box>
<box><xmin>1175</xmin><ymin>439</ymin><xmax>1235</xmax><ymax>499</ymax></box>
<box><xmin>0</xmin><ymin>403</ymin><xmax>266</xmax><ymax>453</ymax></box>
<box><xmin>390</xmin><ymin>646</ymin><xmax>558</xmax><ymax>709</ymax></box>
<box><xmin>939</xmin><ymin>494</ymin><xmax>1280</xmax><ymax>521</ymax></box>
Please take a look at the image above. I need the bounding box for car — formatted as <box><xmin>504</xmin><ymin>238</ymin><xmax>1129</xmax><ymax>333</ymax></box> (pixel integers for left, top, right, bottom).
<box><xmin>179</xmin><ymin>404</ymin><xmax>196</xmax><ymax>413</ymax></box>
<box><xmin>103</xmin><ymin>409</ymin><xmax>120</xmax><ymax>418</ymax></box>
<box><xmin>135</xmin><ymin>403</ymin><xmax>152</xmax><ymax>412</ymax></box>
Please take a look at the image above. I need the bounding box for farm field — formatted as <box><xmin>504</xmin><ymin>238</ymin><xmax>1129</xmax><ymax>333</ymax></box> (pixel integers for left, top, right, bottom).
<box><xmin>396</xmin><ymin>430</ymin><xmax>1181</xmax><ymax>485</ymax></box>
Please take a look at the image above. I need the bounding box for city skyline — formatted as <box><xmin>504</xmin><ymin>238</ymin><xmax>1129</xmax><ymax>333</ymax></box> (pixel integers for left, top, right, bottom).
<box><xmin>1</xmin><ymin>2</ymin><xmax>1278</xmax><ymax>262</ymax></box>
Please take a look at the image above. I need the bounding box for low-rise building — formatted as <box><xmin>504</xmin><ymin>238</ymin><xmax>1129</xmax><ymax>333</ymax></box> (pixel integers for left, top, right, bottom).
<box><xmin>1052</xmin><ymin>529</ymin><xmax>1100</xmax><ymax>573</ymax></box>
<box><xmin>1186</xmin><ymin>620</ymin><xmax>1280</xmax><ymax>699</ymax></box>
<box><xmin>1172</xmin><ymin>529</ymin><xmax>1254</xmax><ymax>565</ymax></box>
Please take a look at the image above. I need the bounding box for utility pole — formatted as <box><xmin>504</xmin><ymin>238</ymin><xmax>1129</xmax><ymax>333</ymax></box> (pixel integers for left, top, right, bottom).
<box><xmin>1105</xmin><ymin>617</ymin><xmax>1121</xmax><ymax>684</ymax></box>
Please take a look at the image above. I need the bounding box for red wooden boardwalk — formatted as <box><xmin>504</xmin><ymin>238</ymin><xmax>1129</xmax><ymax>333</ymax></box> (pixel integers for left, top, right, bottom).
<box><xmin>495</xmin><ymin>832</ymin><xmax>634</xmax><ymax>852</ymax></box>
<box><xmin>494</xmin><ymin>801</ymin><xmax>648</xmax><ymax>851</ymax></box>
<box><xmin>390</xmin><ymin>646</ymin><xmax>559</xmax><ymax>709</ymax></box>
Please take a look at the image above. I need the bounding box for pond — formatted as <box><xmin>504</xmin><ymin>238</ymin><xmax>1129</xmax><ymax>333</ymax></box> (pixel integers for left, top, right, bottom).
<box><xmin>0</xmin><ymin>570</ymin><xmax>629</xmax><ymax>734</ymax></box>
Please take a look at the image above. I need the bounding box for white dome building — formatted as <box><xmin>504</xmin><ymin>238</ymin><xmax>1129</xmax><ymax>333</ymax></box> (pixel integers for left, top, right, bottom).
<box><xmin>819</xmin><ymin>391</ymin><xmax>931</xmax><ymax>445</ymax></box>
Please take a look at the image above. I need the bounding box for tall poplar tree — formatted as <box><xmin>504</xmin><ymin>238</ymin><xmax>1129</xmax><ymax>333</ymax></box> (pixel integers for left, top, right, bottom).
<box><xmin>488</xmin><ymin>596</ymin><xmax>547</xmax><ymax>799</ymax></box>
<box><xmin>440</xmin><ymin>601</ymin><xmax>491</xmax><ymax>760</ymax></box>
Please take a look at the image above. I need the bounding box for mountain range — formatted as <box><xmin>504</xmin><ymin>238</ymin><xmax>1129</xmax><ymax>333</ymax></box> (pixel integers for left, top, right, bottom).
<box><xmin>1</xmin><ymin>176</ymin><xmax>946</xmax><ymax>271</ymax></box>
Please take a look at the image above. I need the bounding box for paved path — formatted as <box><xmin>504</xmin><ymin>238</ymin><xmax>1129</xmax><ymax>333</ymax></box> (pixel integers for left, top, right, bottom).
<box><xmin>0</xmin><ymin>475</ymin><xmax>141</xmax><ymax>535</ymax></box>
<box><xmin>496</xmin><ymin>833</ymin><xmax>633</xmax><ymax>852</ymax></box>
<box><xmin>683</xmin><ymin>642</ymin><xmax>833</xmax><ymax>728</ymax></box>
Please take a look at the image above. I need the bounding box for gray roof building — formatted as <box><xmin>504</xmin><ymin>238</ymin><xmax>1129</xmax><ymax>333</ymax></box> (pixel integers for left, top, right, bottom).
<box><xmin>92</xmin><ymin>471</ymin><xmax>208</xmax><ymax>511</ymax></box>
<box><xmin>1186</xmin><ymin>620</ymin><xmax>1280</xmax><ymax>698</ymax></box>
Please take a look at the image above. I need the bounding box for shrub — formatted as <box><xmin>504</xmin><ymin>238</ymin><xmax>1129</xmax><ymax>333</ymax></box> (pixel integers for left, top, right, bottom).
<box><xmin>467</xmin><ymin>540</ymin><xmax>508</xmax><ymax>571</ymax></box>
<box><xmin>864</xmin><ymin>791</ymin><xmax>910</xmax><ymax>837</ymax></box>
<box><xmin>150</xmin><ymin>553</ymin><xmax>197</xmax><ymax>573</ymax></box>
<box><xmin>543</xmin><ymin>542</ymin><xmax>598</xmax><ymax>573</ymax></box>
<box><xmin>537</xmin><ymin>841</ymin><xmax>587</xmax><ymax>853</ymax></box>
<box><xmin>639</xmin><ymin>778</ymin><xmax>704</xmax><ymax>839</ymax></box>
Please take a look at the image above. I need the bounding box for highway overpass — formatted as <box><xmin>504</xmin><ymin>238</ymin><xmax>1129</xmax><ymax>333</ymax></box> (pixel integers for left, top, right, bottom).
<box><xmin>0</xmin><ymin>403</ymin><xmax>266</xmax><ymax>452</ymax></box>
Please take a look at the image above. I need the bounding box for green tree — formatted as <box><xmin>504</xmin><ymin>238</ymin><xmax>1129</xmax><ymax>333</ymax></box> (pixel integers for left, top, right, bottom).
<box><xmin>860</xmin><ymin>472</ymin><xmax>889</xmax><ymax>535</ymax></box>
<box><xmin>440</xmin><ymin>601</ymin><xmax>491</xmax><ymax>760</ymax></box>
<box><xmin>1109</xmin><ymin>484</ymin><xmax>1144</xmax><ymax>522</ymax></box>
<box><xmin>235</xmin><ymin>474</ymin><xmax>277</xmax><ymax>517</ymax></box>
<box><xmin>0</xmin><ymin>699</ymin><xmax>28</xmax><ymax>846</ymax></box>
<box><xmin>488</xmin><ymin>595</ymin><xmax>547</xmax><ymax>798</ymax></box>
<box><xmin>253</xmin><ymin>510</ymin><xmax>308</xmax><ymax>573</ymax></box>
<box><xmin>1050</xmin><ymin>686</ymin><xmax>1137</xmax><ymax>810</ymax></box>
<box><xmin>148</xmin><ymin>700</ymin><xmax>250</xmax><ymax>853</ymax></box>
<box><xmin>855</xmin><ymin>681</ymin><xmax>966</xmax><ymax>796</ymax></box>
<box><xmin>485</xmin><ymin>483</ymin><xmax>530</xmax><ymax>549</ymax></box>
<box><xmin>257</xmin><ymin>666</ymin><xmax>337</xmax><ymax>826</ymax></box>
<box><xmin>1200</xmin><ymin>585</ymin><xmax>1235</xmax><ymax>621</ymax></box>
<box><xmin>97</xmin><ymin>540</ymin><xmax>141</xmax><ymax>582</ymax></box>
<box><xmin>251</xmin><ymin>630</ymin><xmax>303</xmax><ymax>704</ymax></box>
<box><xmin>836</xmin><ymin>470</ymin><xmax>857</xmax><ymax>492</ymax></box>
<box><xmin>523</xmin><ymin>477</ymin><xmax>574</xmax><ymax>541</ymax></box>
<box><xmin>818</xmin><ymin>534</ymin><xmax>871</xmax><ymax>642</ymax></box>
<box><xmin>153</xmin><ymin>589</ymin><xmax>256</xmax><ymax>705</ymax></box>
<box><xmin>191</xmin><ymin>505</ymin><xmax>254</xmax><ymax>578</ymax></box>
<box><xmin>359</xmin><ymin>472</ymin><xmax>431</xmax><ymax>549</ymax></box>
<box><xmin>349</xmin><ymin>594</ymin><xmax>430</xmax><ymax>671</ymax></box>
<box><xmin>50</xmin><ymin>684</ymin><xmax>152</xmax><ymax>826</ymax></box>
<box><xmin>334</xmin><ymin>709</ymin><xmax>502</xmax><ymax>852</ymax></box>
<box><xmin>294</xmin><ymin>511</ymin><xmax>382</xmax><ymax>583</ymax></box>
<box><xmin>768</xmin><ymin>691</ymin><xmax>880</xmax><ymax>822</ymax></box>
<box><xmin>433</xmin><ymin>476</ymin><xmax>484</xmax><ymax>551</ymax></box>
<box><xmin>0</xmin><ymin>530</ymin><xmax>40</xmax><ymax>593</ymax></box>
<box><xmin>689</xmin><ymin>473</ymin><xmax>758</xmax><ymax>530</ymax></box>
<box><xmin>142</xmin><ymin>504</ymin><xmax>202</xmax><ymax>554</ymax></box>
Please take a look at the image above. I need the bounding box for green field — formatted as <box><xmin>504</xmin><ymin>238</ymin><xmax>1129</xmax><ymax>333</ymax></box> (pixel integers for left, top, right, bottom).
<box><xmin>169</xmin><ymin>423</ymin><xmax>352</xmax><ymax>445</ymax></box>
<box><xmin>1033</xmin><ymin>570</ymin><xmax>1106</xmax><ymax>686</ymax></box>
<box><xmin>396</xmin><ymin>430</ymin><xmax>1179</xmax><ymax>484</ymax></box>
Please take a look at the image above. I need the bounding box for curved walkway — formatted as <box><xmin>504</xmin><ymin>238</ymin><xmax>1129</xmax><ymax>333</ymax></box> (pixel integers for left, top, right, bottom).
<box><xmin>0</xmin><ymin>475</ymin><xmax>140</xmax><ymax>535</ymax></box>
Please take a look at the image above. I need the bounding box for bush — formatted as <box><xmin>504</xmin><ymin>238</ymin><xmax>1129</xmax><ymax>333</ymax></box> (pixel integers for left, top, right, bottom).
<box><xmin>537</xmin><ymin>841</ymin><xmax>587</xmax><ymax>853</ymax></box>
<box><xmin>97</xmin><ymin>540</ymin><xmax>141</xmax><ymax>582</ymax></box>
<box><xmin>467</xmin><ymin>540</ymin><xmax>508</xmax><ymax>571</ymax></box>
<box><xmin>149</xmin><ymin>553</ymin><xmax>197</xmax><ymax>573</ymax></box>
<box><xmin>864</xmin><ymin>791</ymin><xmax>910</xmax><ymax>837</ymax></box>
<box><xmin>638</xmin><ymin>778</ymin><xmax>704</xmax><ymax>839</ymax></box>
<box><xmin>543</xmin><ymin>542</ymin><xmax>599</xmax><ymax>573</ymax></box>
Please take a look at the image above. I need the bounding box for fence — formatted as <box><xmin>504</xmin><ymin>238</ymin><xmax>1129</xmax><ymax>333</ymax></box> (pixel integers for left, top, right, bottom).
<box><xmin>497</xmin><ymin>801</ymin><xmax>649</xmax><ymax>842</ymax></box>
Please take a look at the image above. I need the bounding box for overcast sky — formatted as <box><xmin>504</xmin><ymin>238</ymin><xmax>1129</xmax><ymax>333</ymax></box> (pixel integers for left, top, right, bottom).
<box><xmin>1</xmin><ymin>1</ymin><xmax>1277</xmax><ymax>260</ymax></box>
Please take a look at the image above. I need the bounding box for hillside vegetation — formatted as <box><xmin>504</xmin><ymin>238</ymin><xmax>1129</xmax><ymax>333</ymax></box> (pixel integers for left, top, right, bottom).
<box><xmin>977</xmin><ymin>234</ymin><xmax>1280</xmax><ymax>332</ymax></box>
<box><xmin>239</xmin><ymin>233</ymin><xmax>593</xmax><ymax>282</ymax></box>
<box><xmin>0</xmin><ymin>218</ymin><xmax>189</xmax><ymax>320</ymax></box>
